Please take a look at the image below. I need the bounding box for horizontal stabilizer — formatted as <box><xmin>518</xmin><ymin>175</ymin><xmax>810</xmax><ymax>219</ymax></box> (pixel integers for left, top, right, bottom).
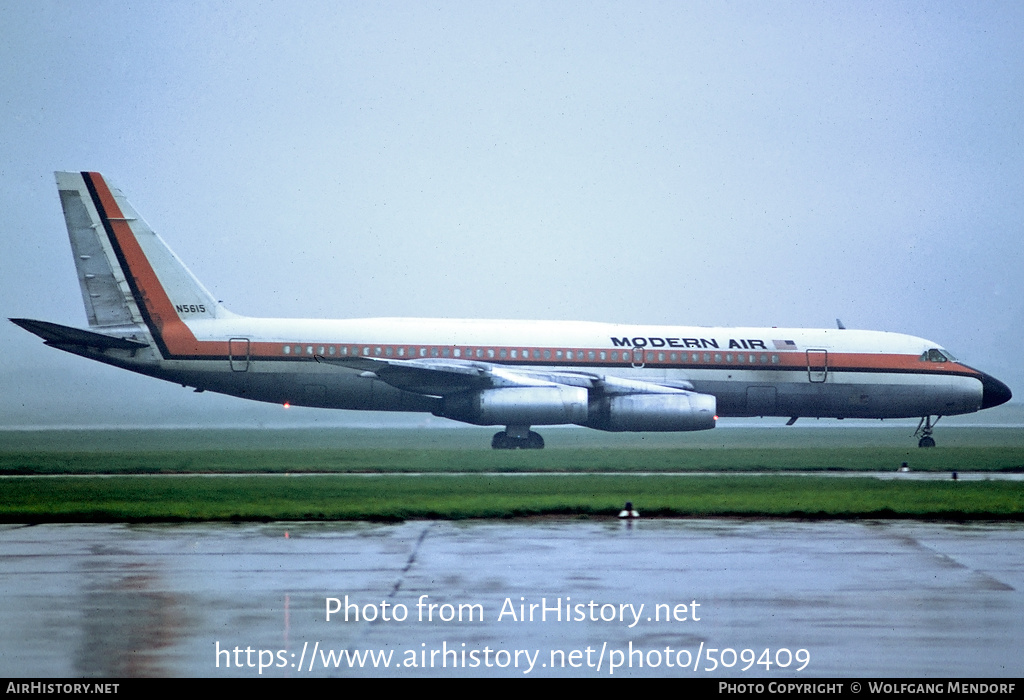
<box><xmin>10</xmin><ymin>318</ymin><xmax>149</xmax><ymax>350</ymax></box>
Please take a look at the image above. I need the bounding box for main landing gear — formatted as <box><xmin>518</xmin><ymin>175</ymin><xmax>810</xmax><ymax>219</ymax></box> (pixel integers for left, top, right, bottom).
<box><xmin>914</xmin><ymin>415</ymin><xmax>940</xmax><ymax>448</ymax></box>
<box><xmin>491</xmin><ymin>425</ymin><xmax>545</xmax><ymax>449</ymax></box>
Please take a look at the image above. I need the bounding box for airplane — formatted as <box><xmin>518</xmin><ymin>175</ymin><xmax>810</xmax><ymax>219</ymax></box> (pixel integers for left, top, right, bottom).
<box><xmin>11</xmin><ymin>172</ymin><xmax>1013</xmax><ymax>449</ymax></box>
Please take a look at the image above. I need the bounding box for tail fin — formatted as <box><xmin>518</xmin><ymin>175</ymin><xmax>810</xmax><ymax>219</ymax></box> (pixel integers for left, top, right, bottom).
<box><xmin>56</xmin><ymin>172</ymin><xmax>233</xmax><ymax>331</ymax></box>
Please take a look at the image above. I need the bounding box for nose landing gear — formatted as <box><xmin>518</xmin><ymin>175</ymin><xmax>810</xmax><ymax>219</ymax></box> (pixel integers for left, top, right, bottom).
<box><xmin>914</xmin><ymin>415</ymin><xmax>940</xmax><ymax>448</ymax></box>
<box><xmin>491</xmin><ymin>425</ymin><xmax>545</xmax><ymax>449</ymax></box>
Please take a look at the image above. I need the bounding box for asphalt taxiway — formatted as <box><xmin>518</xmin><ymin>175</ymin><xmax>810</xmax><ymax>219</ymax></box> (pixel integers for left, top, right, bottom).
<box><xmin>1</xmin><ymin>519</ymin><xmax>1021</xmax><ymax>677</ymax></box>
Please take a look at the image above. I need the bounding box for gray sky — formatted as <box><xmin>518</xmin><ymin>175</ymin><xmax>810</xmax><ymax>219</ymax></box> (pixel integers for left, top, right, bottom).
<box><xmin>2</xmin><ymin>1</ymin><xmax>1021</xmax><ymax>428</ymax></box>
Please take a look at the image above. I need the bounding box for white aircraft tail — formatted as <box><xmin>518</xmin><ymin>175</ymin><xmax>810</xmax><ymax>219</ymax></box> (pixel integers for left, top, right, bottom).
<box><xmin>55</xmin><ymin>172</ymin><xmax>232</xmax><ymax>332</ymax></box>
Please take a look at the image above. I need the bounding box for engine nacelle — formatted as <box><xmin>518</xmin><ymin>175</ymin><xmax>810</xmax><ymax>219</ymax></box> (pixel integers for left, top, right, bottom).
<box><xmin>437</xmin><ymin>386</ymin><xmax>589</xmax><ymax>426</ymax></box>
<box><xmin>586</xmin><ymin>392</ymin><xmax>717</xmax><ymax>432</ymax></box>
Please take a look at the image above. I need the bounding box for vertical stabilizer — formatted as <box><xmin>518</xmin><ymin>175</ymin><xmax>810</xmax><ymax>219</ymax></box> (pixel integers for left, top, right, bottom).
<box><xmin>57</xmin><ymin>171</ymin><xmax>138</xmax><ymax>327</ymax></box>
<box><xmin>55</xmin><ymin>172</ymin><xmax>233</xmax><ymax>336</ymax></box>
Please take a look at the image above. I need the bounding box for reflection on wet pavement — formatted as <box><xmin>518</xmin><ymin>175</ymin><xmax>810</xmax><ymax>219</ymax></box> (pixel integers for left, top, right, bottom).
<box><xmin>0</xmin><ymin>520</ymin><xmax>1021</xmax><ymax>677</ymax></box>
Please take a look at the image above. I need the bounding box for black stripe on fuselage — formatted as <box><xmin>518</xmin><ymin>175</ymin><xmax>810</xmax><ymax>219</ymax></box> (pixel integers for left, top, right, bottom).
<box><xmin>81</xmin><ymin>172</ymin><xmax>172</xmax><ymax>359</ymax></box>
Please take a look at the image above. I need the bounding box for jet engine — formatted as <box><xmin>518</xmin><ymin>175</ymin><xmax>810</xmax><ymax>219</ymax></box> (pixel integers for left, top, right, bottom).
<box><xmin>586</xmin><ymin>392</ymin><xmax>717</xmax><ymax>432</ymax></box>
<box><xmin>437</xmin><ymin>386</ymin><xmax>589</xmax><ymax>426</ymax></box>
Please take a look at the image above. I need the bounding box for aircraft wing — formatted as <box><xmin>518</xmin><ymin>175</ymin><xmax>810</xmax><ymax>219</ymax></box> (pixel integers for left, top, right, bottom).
<box><xmin>316</xmin><ymin>354</ymin><xmax>696</xmax><ymax>397</ymax></box>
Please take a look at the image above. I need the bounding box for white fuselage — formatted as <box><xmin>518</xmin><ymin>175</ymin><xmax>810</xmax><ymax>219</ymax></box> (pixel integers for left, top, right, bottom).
<box><xmin>81</xmin><ymin>315</ymin><xmax>985</xmax><ymax>421</ymax></box>
<box><xmin>15</xmin><ymin>171</ymin><xmax>1010</xmax><ymax>445</ymax></box>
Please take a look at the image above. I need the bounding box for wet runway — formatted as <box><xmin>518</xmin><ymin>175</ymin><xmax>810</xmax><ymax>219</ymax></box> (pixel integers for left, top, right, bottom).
<box><xmin>1</xmin><ymin>519</ymin><xmax>1021</xmax><ymax>678</ymax></box>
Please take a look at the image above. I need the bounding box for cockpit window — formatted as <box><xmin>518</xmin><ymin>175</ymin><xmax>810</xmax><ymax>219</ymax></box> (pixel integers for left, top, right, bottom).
<box><xmin>921</xmin><ymin>348</ymin><xmax>955</xmax><ymax>363</ymax></box>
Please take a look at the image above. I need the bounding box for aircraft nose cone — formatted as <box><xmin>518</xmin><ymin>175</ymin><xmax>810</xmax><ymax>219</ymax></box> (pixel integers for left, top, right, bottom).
<box><xmin>980</xmin><ymin>372</ymin><xmax>1012</xmax><ymax>409</ymax></box>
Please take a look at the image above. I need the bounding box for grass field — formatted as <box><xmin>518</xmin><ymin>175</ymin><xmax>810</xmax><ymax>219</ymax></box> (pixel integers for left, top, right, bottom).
<box><xmin>1</xmin><ymin>426</ymin><xmax>1022</xmax><ymax>521</ymax></box>
<box><xmin>1</xmin><ymin>475</ymin><xmax>1021</xmax><ymax>523</ymax></box>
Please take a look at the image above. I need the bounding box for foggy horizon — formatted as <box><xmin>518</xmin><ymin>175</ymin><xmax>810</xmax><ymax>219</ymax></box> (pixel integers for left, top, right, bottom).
<box><xmin>2</xmin><ymin>2</ymin><xmax>1021</xmax><ymax>429</ymax></box>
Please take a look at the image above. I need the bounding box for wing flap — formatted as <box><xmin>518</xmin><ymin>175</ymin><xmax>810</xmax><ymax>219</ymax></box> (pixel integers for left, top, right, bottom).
<box><xmin>316</xmin><ymin>355</ymin><xmax>494</xmax><ymax>395</ymax></box>
<box><xmin>316</xmin><ymin>354</ymin><xmax>698</xmax><ymax>398</ymax></box>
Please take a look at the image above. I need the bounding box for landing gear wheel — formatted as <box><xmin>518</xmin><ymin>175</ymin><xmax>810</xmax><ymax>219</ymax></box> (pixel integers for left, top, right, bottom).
<box><xmin>491</xmin><ymin>431</ymin><xmax>512</xmax><ymax>449</ymax></box>
<box><xmin>491</xmin><ymin>430</ymin><xmax>545</xmax><ymax>449</ymax></box>
<box><xmin>914</xmin><ymin>415</ymin><xmax>940</xmax><ymax>448</ymax></box>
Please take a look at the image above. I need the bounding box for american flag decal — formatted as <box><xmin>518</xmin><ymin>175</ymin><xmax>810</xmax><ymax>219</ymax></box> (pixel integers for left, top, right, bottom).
<box><xmin>773</xmin><ymin>339</ymin><xmax>797</xmax><ymax>350</ymax></box>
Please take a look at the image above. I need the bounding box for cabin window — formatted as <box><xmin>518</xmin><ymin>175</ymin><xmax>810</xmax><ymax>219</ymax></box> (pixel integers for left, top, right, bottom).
<box><xmin>283</xmin><ymin>345</ymin><xmax>291</xmax><ymax>354</ymax></box>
